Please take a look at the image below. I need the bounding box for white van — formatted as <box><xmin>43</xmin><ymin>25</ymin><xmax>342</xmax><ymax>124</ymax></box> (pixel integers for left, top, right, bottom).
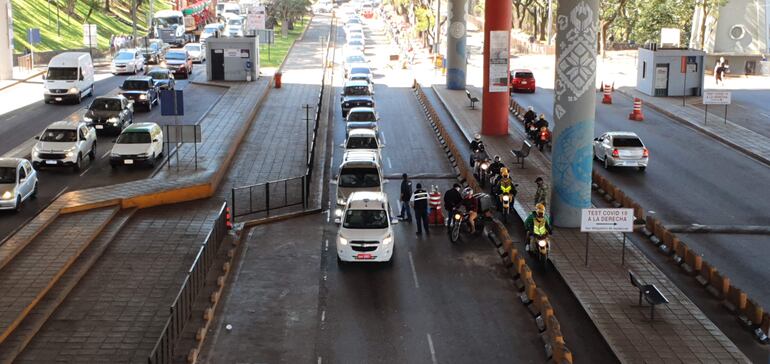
<box><xmin>334</xmin><ymin>150</ymin><xmax>384</xmax><ymax>207</ymax></box>
<box><xmin>43</xmin><ymin>52</ymin><xmax>95</xmax><ymax>104</ymax></box>
<box><xmin>336</xmin><ymin>191</ymin><xmax>395</xmax><ymax>263</ymax></box>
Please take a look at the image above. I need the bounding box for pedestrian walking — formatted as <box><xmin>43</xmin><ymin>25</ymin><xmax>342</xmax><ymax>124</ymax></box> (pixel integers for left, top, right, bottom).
<box><xmin>397</xmin><ymin>173</ymin><xmax>412</xmax><ymax>222</ymax></box>
<box><xmin>534</xmin><ymin>177</ymin><xmax>548</xmax><ymax>207</ymax></box>
<box><xmin>411</xmin><ymin>183</ymin><xmax>430</xmax><ymax>235</ymax></box>
<box><xmin>714</xmin><ymin>57</ymin><xmax>724</xmax><ymax>86</ymax></box>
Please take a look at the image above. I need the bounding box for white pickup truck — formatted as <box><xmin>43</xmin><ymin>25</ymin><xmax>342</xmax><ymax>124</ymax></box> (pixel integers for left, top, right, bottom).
<box><xmin>32</xmin><ymin>121</ymin><xmax>97</xmax><ymax>172</ymax></box>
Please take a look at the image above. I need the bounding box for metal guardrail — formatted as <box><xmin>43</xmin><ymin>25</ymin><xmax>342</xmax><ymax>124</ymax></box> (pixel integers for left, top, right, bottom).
<box><xmin>231</xmin><ymin>176</ymin><xmax>307</xmax><ymax>219</ymax></box>
<box><xmin>232</xmin><ymin>17</ymin><xmax>336</xmax><ymax>219</ymax></box>
<box><xmin>147</xmin><ymin>202</ymin><xmax>228</xmax><ymax>364</ymax></box>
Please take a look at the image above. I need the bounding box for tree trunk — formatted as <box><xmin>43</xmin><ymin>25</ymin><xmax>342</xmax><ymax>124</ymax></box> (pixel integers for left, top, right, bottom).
<box><xmin>282</xmin><ymin>18</ymin><xmax>289</xmax><ymax>37</ymax></box>
<box><xmin>600</xmin><ymin>21</ymin><xmax>609</xmax><ymax>58</ymax></box>
<box><xmin>131</xmin><ymin>0</ymin><xmax>138</xmax><ymax>46</ymax></box>
<box><xmin>699</xmin><ymin>5</ymin><xmax>709</xmax><ymax>50</ymax></box>
<box><xmin>105</xmin><ymin>0</ymin><xmax>111</xmax><ymax>12</ymax></box>
<box><xmin>539</xmin><ymin>8</ymin><xmax>547</xmax><ymax>41</ymax></box>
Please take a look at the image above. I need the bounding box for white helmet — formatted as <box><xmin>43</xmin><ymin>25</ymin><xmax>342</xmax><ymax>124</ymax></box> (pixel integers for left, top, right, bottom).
<box><xmin>474</xmin><ymin>133</ymin><xmax>481</xmax><ymax>141</ymax></box>
<box><xmin>462</xmin><ymin>187</ymin><xmax>474</xmax><ymax>198</ymax></box>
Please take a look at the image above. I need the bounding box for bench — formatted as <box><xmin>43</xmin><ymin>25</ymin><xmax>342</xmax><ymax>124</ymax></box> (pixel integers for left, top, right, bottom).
<box><xmin>629</xmin><ymin>271</ymin><xmax>670</xmax><ymax>320</ymax></box>
<box><xmin>465</xmin><ymin>90</ymin><xmax>479</xmax><ymax>109</ymax></box>
<box><xmin>510</xmin><ymin>140</ymin><xmax>532</xmax><ymax>169</ymax></box>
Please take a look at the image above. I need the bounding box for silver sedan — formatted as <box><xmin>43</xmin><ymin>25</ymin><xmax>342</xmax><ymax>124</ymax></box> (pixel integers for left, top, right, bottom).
<box><xmin>593</xmin><ymin>131</ymin><xmax>649</xmax><ymax>171</ymax></box>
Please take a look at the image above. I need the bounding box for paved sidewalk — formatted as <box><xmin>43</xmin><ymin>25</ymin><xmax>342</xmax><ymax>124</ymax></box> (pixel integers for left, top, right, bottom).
<box><xmin>0</xmin><ymin>67</ymin><xmax>46</xmax><ymax>92</ymax></box>
<box><xmin>430</xmin><ymin>84</ymin><xmax>750</xmax><ymax>363</ymax></box>
<box><xmin>616</xmin><ymin>87</ymin><xmax>770</xmax><ymax>167</ymax></box>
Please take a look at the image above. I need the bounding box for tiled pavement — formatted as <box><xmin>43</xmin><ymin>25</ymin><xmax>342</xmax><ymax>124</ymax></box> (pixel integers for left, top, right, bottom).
<box><xmin>0</xmin><ymin>207</ymin><xmax>119</xmax><ymax>343</ymax></box>
<box><xmin>8</xmin><ymin>15</ymin><xmax>333</xmax><ymax>363</ymax></box>
<box><xmin>616</xmin><ymin>87</ymin><xmax>770</xmax><ymax>167</ymax></box>
<box><xmin>430</xmin><ymin>84</ymin><xmax>751</xmax><ymax>363</ymax></box>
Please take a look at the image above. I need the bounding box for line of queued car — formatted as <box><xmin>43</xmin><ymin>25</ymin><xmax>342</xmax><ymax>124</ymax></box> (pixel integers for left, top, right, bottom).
<box><xmin>2</xmin><ymin>36</ymin><xmax>212</xmax><ymax>212</ymax></box>
<box><xmin>332</xmin><ymin>10</ymin><xmax>398</xmax><ymax>265</ymax></box>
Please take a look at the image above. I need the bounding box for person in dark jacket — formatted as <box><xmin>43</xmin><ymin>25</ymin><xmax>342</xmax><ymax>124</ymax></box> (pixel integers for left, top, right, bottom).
<box><xmin>397</xmin><ymin>173</ymin><xmax>412</xmax><ymax>222</ymax></box>
<box><xmin>410</xmin><ymin>183</ymin><xmax>430</xmax><ymax>235</ymax></box>
<box><xmin>443</xmin><ymin>183</ymin><xmax>463</xmax><ymax>217</ymax></box>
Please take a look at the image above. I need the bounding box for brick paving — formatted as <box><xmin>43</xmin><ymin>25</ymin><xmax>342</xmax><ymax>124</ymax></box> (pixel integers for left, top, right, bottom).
<box><xmin>0</xmin><ymin>207</ymin><xmax>119</xmax><ymax>344</ymax></box>
<box><xmin>11</xmin><ymin>15</ymin><xmax>333</xmax><ymax>363</ymax></box>
<box><xmin>430</xmin><ymin>84</ymin><xmax>751</xmax><ymax>363</ymax></box>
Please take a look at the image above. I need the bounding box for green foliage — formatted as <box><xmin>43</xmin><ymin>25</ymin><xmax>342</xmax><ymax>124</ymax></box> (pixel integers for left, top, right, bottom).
<box><xmin>414</xmin><ymin>6</ymin><xmax>432</xmax><ymax>33</ymax></box>
<box><xmin>259</xmin><ymin>15</ymin><xmax>309</xmax><ymax>67</ymax></box>
<box><xmin>623</xmin><ymin>0</ymin><xmax>695</xmax><ymax>44</ymax></box>
<box><xmin>11</xmin><ymin>0</ymin><xmax>172</xmax><ymax>53</ymax></box>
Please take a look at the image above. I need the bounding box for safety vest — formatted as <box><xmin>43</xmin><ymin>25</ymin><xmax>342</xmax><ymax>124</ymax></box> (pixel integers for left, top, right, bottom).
<box><xmin>534</xmin><ymin>219</ymin><xmax>547</xmax><ymax>235</ymax></box>
<box><xmin>500</xmin><ymin>184</ymin><xmax>512</xmax><ymax>194</ymax></box>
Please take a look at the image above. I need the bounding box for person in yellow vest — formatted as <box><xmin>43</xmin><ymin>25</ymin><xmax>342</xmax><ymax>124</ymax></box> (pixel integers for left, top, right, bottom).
<box><xmin>524</xmin><ymin>203</ymin><xmax>552</xmax><ymax>251</ymax></box>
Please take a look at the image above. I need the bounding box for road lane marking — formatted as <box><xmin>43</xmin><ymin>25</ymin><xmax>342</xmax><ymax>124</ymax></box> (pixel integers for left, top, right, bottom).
<box><xmin>387</xmin><ymin>157</ymin><xmax>392</xmax><ymax>169</ymax></box>
<box><xmin>426</xmin><ymin>333</ymin><xmax>437</xmax><ymax>364</ymax></box>
<box><xmin>79</xmin><ymin>166</ymin><xmax>92</xmax><ymax>177</ymax></box>
<box><xmin>380</xmin><ymin>132</ymin><xmax>387</xmax><ymax>144</ymax></box>
<box><xmin>317</xmin><ymin>357</ymin><xmax>322</xmax><ymax>364</ymax></box>
<box><xmin>325</xmin><ymin>239</ymin><xmax>329</xmax><ymax>251</ymax></box>
<box><xmin>408</xmin><ymin>251</ymin><xmax>420</xmax><ymax>289</ymax></box>
<box><xmin>326</xmin><ymin>209</ymin><xmax>330</xmax><ymax>223</ymax></box>
<box><xmin>321</xmin><ymin>310</ymin><xmax>326</xmax><ymax>322</ymax></box>
<box><xmin>100</xmin><ymin>150</ymin><xmax>111</xmax><ymax>159</ymax></box>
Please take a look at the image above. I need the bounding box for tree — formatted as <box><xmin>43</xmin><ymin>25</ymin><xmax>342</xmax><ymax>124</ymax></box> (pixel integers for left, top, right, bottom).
<box><xmin>696</xmin><ymin>0</ymin><xmax>727</xmax><ymax>49</ymax></box>
<box><xmin>267</xmin><ymin>0</ymin><xmax>311</xmax><ymax>37</ymax></box>
<box><xmin>599</xmin><ymin>0</ymin><xmax>629</xmax><ymax>57</ymax></box>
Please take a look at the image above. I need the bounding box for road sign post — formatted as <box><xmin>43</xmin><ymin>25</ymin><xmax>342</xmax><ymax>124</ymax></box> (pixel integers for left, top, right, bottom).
<box><xmin>581</xmin><ymin>208</ymin><xmax>634</xmax><ymax>266</ymax></box>
<box><xmin>703</xmin><ymin>90</ymin><xmax>731</xmax><ymax>125</ymax></box>
<box><xmin>83</xmin><ymin>24</ymin><xmax>97</xmax><ymax>58</ymax></box>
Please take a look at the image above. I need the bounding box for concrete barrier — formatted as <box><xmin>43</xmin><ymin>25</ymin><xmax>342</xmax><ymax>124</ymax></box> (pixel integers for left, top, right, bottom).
<box><xmin>724</xmin><ymin>285</ymin><xmax>747</xmax><ymax>313</ymax></box>
<box><xmin>742</xmin><ymin>299</ymin><xmax>764</xmax><ymax>326</ymax></box>
<box><xmin>696</xmin><ymin>260</ymin><xmax>715</xmax><ymax>287</ymax></box>
<box><xmin>645</xmin><ymin>215</ymin><xmax>656</xmax><ymax>237</ymax></box>
<box><xmin>707</xmin><ymin>270</ymin><xmax>730</xmax><ymax>299</ymax></box>
<box><xmin>673</xmin><ymin>240</ymin><xmax>687</xmax><ymax>265</ymax></box>
<box><xmin>762</xmin><ymin>312</ymin><xmax>769</xmax><ymax>335</ymax></box>
<box><xmin>522</xmin><ymin>277</ymin><xmax>537</xmax><ymax>305</ymax></box>
<box><xmin>529</xmin><ymin>288</ymin><xmax>544</xmax><ymax>317</ymax></box>
<box><xmin>552</xmin><ymin>342</ymin><xmax>574</xmax><ymax>364</ymax></box>
<box><xmin>682</xmin><ymin>249</ymin><xmax>702</xmax><ymax>275</ymax></box>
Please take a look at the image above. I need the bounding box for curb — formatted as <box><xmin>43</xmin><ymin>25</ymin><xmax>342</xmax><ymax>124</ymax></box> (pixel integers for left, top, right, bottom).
<box><xmin>614</xmin><ymin>88</ymin><xmax>770</xmax><ymax>168</ymax></box>
<box><xmin>0</xmin><ymin>69</ymin><xmax>46</xmax><ymax>92</ymax></box>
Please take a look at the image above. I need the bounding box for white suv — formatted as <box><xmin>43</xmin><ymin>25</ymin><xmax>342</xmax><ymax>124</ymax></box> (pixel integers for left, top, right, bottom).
<box><xmin>32</xmin><ymin>121</ymin><xmax>97</xmax><ymax>172</ymax></box>
<box><xmin>334</xmin><ymin>150</ymin><xmax>384</xmax><ymax>207</ymax></box>
<box><xmin>336</xmin><ymin>191</ymin><xmax>395</xmax><ymax>263</ymax></box>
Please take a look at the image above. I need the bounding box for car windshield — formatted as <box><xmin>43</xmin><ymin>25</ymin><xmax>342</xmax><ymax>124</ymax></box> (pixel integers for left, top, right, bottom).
<box><xmin>46</xmin><ymin>67</ymin><xmax>78</xmax><ymax>81</ymax></box>
<box><xmin>347</xmin><ymin>55</ymin><xmax>365</xmax><ymax>63</ymax></box>
<box><xmin>0</xmin><ymin>167</ymin><xmax>15</xmax><ymax>184</ymax></box>
<box><xmin>351</xmin><ymin>67</ymin><xmax>370</xmax><ymax>75</ymax></box>
<box><xmin>613</xmin><ymin>137</ymin><xmax>644</xmax><ymax>147</ymax></box>
<box><xmin>148</xmin><ymin>71</ymin><xmax>169</xmax><ymax>79</ymax></box>
<box><xmin>348</xmin><ymin>40</ymin><xmax>363</xmax><ymax>46</ymax></box>
<box><xmin>339</xmin><ymin>167</ymin><xmax>380</xmax><ymax>187</ymax></box>
<box><xmin>154</xmin><ymin>16</ymin><xmax>182</xmax><ymax>27</ymax></box>
<box><xmin>515</xmin><ymin>72</ymin><xmax>534</xmax><ymax>79</ymax></box>
<box><xmin>115</xmin><ymin>52</ymin><xmax>134</xmax><ymax>60</ymax></box>
<box><xmin>122</xmin><ymin>80</ymin><xmax>150</xmax><ymax>90</ymax></box>
<box><xmin>343</xmin><ymin>209</ymin><xmax>388</xmax><ymax>229</ymax></box>
<box><xmin>345</xmin><ymin>86</ymin><xmax>371</xmax><ymax>96</ymax></box>
<box><xmin>166</xmin><ymin>52</ymin><xmax>186</xmax><ymax>60</ymax></box>
<box><xmin>203</xmin><ymin>28</ymin><xmax>216</xmax><ymax>34</ymax></box>
<box><xmin>40</xmin><ymin>129</ymin><xmax>77</xmax><ymax>142</ymax></box>
<box><xmin>347</xmin><ymin>137</ymin><xmax>378</xmax><ymax>149</ymax></box>
<box><xmin>228</xmin><ymin>19</ymin><xmax>242</xmax><ymax>26</ymax></box>
<box><xmin>90</xmin><ymin>99</ymin><xmax>122</xmax><ymax>111</ymax></box>
<box><xmin>116</xmin><ymin>132</ymin><xmax>152</xmax><ymax>144</ymax></box>
<box><xmin>350</xmin><ymin>75</ymin><xmax>369</xmax><ymax>83</ymax></box>
<box><xmin>348</xmin><ymin>112</ymin><xmax>375</xmax><ymax>121</ymax></box>
<box><xmin>186</xmin><ymin>45</ymin><xmax>201</xmax><ymax>52</ymax></box>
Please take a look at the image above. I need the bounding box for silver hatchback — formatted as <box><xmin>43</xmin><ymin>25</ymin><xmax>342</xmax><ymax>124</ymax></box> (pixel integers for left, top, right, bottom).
<box><xmin>0</xmin><ymin>158</ymin><xmax>38</xmax><ymax>211</ymax></box>
<box><xmin>593</xmin><ymin>131</ymin><xmax>649</xmax><ymax>171</ymax></box>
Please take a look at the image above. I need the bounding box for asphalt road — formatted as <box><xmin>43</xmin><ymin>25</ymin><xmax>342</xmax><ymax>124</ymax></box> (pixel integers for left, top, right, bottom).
<box><xmin>315</xmin><ymin>18</ymin><xmax>616</xmax><ymax>363</ymax></box>
<box><xmin>512</xmin><ymin>86</ymin><xmax>770</xmax><ymax>309</ymax></box>
<box><xmin>0</xmin><ymin>64</ymin><xmax>225</xmax><ymax>244</ymax></box>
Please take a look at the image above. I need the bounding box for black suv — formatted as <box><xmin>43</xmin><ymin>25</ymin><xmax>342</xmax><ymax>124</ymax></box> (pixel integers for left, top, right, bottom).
<box><xmin>140</xmin><ymin>39</ymin><xmax>167</xmax><ymax>64</ymax></box>
<box><xmin>146</xmin><ymin>67</ymin><xmax>176</xmax><ymax>90</ymax></box>
<box><xmin>84</xmin><ymin>95</ymin><xmax>134</xmax><ymax>134</ymax></box>
<box><xmin>119</xmin><ymin>76</ymin><xmax>159</xmax><ymax>112</ymax></box>
<box><xmin>340</xmin><ymin>80</ymin><xmax>375</xmax><ymax>117</ymax></box>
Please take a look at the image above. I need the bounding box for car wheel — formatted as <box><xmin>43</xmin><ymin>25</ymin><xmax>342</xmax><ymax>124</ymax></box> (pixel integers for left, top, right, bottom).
<box><xmin>148</xmin><ymin>100</ymin><xmax>153</xmax><ymax>112</ymax></box>
<box><xmin>149</xmin><ymin>153</ymin><xmax>156</xmax><ymax>168</ymax></box>
<box><xmin>89</xmin><ymin>141</ymin><xmax>97</xmax><ymax>160</ymax></box>
<box><xmin>73</xmin><ymin>154</ymin><xmax>82</xmax><ymax>172</ymax></box>
<box><xmin>603</xmin><ymin>157</ymin><xmax>610</xmax><ymax>170</ymax></box>
<box><xmin>76</xmin><ymin>92</ymin><xmax>82</xmax><ymax>104</ymax></box>
<box><xmin>31</xmin><ymin>183</ymin><xmax>38</xmax><ymax>199</ymax></box>
<box><xmin>639</xmin><ymin>166</ymin><xmax>646</xmax><ymax>172</ymax></box>
<box><xmin>14</xmin><ymin>196</ymin><xmax>22</xmax><ymax>212</ymax></box>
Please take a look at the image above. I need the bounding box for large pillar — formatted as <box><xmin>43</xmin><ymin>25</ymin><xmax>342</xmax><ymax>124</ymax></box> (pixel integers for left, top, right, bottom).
<box><xmin>480</xmin><ymin>0</ymin><xmax>510</xmax><ymax>135</ymax></box>
<box><xmin>0</xmin><ymin>0</ymin><xmax>13</xmax><ymax>80</ymax></box>
<box><xmin>445</xmin><ymin>0</ymin><xmax>467</xmax><ymax>90</ymax></box>
<box><xmin>550</xmin><ymin>0</ymin><xmax>599</xmax><ymax>227</ymax></box>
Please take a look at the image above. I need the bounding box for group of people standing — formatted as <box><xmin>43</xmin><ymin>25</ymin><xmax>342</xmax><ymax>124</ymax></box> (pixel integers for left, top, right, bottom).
<box><xmin>109</xmin><ymin>34</ymin><xmax>135</xmax><ymax>54</ymax></box>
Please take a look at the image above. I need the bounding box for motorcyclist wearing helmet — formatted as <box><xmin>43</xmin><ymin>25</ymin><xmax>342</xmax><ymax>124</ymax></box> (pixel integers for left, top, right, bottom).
<box><xmin>461</xmin><ymin>187</ymin><xmax>479</xmax><ymax>234</ymax></box>
<box><xmin>524</xmin><ymin>203</ymin><xmax>553</xmax><ymax>251</ymax></box>
<box><xmin>531</xmin><ymin>114</ymin><xmax>549</xmax><ymax>140</ymax></box>
<box><xmin>489</xmin><ymin>155</ymin><xmax>505</xmax><ymax>181</ymax></box>
<box><xmin>470</xmin><ymin>134</ymin><xmax>485</xmax><ymax>167</ymax></box>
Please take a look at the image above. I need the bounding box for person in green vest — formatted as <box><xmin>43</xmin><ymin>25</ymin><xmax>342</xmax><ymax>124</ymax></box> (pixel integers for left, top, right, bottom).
<box><xmin>524</xmin><ymin>203</ymin><xmax>552</xmax><ymax>252</ymax></box>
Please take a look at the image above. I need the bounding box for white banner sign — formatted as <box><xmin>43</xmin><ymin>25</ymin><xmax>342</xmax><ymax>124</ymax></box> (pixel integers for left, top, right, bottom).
<box><xmin>581</xmin><ymin>208</ymin><xmax>634</xmax><ymax>233</ymax></box>
<box><xmin>488</xmin><ymin>30</ymin><xmax>509</xmax><ymax>93</ymax></box>
<box><xmin>703</xmin><ymin>90</ymin><xmax>731</xmax><ymax>105</ymax></box>
<box><xmin>83</xmin><ymin>24</ymin><xmax>97</xmax><ymax>47</ymax></box>
<box><xmin>224</xmin><ymin>49</ymin><xmax>241</xmax><ymax>58</ymax></box>
<box><xmin>246</xmin><ymin>6</ymin><xmax>266</xmax><ymax>31</ymax></box>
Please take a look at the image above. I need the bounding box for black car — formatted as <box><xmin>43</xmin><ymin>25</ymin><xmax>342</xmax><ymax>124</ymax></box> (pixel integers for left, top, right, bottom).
<box><xmin>119</xmin><ymin>76</ymin><xmax>159</xmax><ymax>112</ymax></box>
<box><xmin>84</xmin><ymin>96</ymin><xmax>134</xmax><ymax>134</ymax></box>
<box><xmin>340</xmin><ymin>80</ymin><xmax>375</xmax><ymax>117</ymax></box>
<box><xmin>146</xmin><ymin>67</ymin><xmax>176</xmax><ymax>90</ymax></box>
<box><xmin>140</xmin><ymin>40</ymin><xmax>166</xmax><ymax>64</ymax></box>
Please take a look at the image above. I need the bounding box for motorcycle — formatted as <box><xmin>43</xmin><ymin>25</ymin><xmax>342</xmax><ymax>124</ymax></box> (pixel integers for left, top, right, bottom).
<box><xmin>528</xmin><ymin>233</ymin><xmax>551</xmax><ymax>267</ymax></box>
<box><xmin>500</xmin><ymin>193</ymin><xmax>512</xmax><ymax>223</ymax></box>
<box><xmin>477</xmin><ymin>159</ymin><xmax>490</xmax><ymax>187</ymax></box>
<box><xmin>448</xmin><ymin>208</ymin><xmax>479</xmax><ymax>243</ymax></box>
<box><xmin>537</xmin><ymin>128</ymin><xmax>552</xmax><ymax>151</ymax></box>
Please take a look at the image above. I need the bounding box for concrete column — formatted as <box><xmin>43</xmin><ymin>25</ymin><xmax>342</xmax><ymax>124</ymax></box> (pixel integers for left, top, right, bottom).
<box><xmin>550</xmin><ymin>0</ymin><xmax>599</xmax><ymax>227</ymax></box>
<box><xmin>0</xmin><ymin>0</ymin><xmax>13</xmax><ymax>80</ymax></box>
<box><xmin>480</xmin><ymin>0</ymin><xmax>510</xmax><ymax>135</ymax></box>
<box><xmin>445</xmin><ymin>0</ymin><xmax>467</xmax><ymax>90</ymax></box>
